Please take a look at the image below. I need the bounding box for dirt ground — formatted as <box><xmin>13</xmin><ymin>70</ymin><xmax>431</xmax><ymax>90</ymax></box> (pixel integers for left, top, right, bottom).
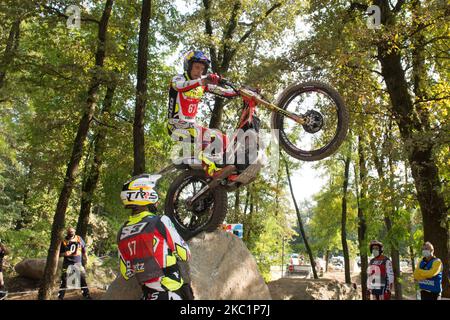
<box><xmin>3</xmin><ymin>276</ymin><xmax>106</xmax><ymax>300</ymax></box>
<box><xmin>3</xmin><ymin>271</ymin><xmax>418</xmax><ymax>300</ymax></box>
<box><xmin>267</xmin><ymin>270</ymin><xmax>419</xmax><ymax>300</ymax></box>
<box><xmin>268</xmin><ymin>273</ymin><xmax>361</xmax><ymax>300</ymax></box>
<box><xmin>5</xmin><ymin>287</ymin><xmax>106</xmax><ymax>300</ymax></box>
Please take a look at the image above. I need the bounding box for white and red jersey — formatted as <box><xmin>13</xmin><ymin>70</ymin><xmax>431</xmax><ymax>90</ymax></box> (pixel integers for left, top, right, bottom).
<box><xmin>118</xmin><ymin>211</ymin><xmax>191</xmax><ymax>292</ymax></box>
<box><xmin>367</xmin><ymin>255</ymin><xmax>394</xmax><ymax>296</ymax></box>
<box><xmin>167</xmin><ymin>72</ymin><xmax>237</xmax><ymax>123</ymax></box>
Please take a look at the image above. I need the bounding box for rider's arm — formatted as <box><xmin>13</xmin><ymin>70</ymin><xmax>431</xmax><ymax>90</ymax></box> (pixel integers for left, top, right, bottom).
<box><xmin>385</xmin><ymin>259</ymin><xmax>394</xmax><ymax>289</ymax></box>
<box><xmin>118</xmin><ymin>251</ymin><xmax>130</xmax><ymax>280</ymax></box>
<box><xmin>59</xmin><ymin>241</ymin><xmax>67</xmax><ymax>257</ymax></box>
<box><xmin>171</xmin><ymin>74</ymin><xmax>203</xmax><ymax>92</ymax></box>
<box><xmin>206</xmin><ymin>84</ymin><xmax>238</xmax><ymax>98</ymax></box>
<box><xmin>160</xmin><ymin>216</ymin><xmax>191</xmax><ymax>262</ymax></box>
<box><xmin>80</xmin><ymin>237</ymin><xmax>88</xmax><ymax>265</ymax></box>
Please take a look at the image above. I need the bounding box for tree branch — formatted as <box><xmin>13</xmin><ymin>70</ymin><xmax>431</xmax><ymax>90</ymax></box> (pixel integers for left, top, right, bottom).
<box><xmin>223</xmin><ymin>1</ymin><xmax>241</xmax><ymax>42</ymax></box>
<box><xmin>92</xmin><ymin>117</ymin><xmax>118</xmax><ymax>129</ymax></box>
<box><xmin>405</xmin><ymin>12</ymin><xmax>449</xmax><ymax>40</ymax></box>
<box><xmin>345</xmin><ymin>63</ymin><xmax>384</xmax><ymax>77</ymax></box>
<box><xmin>392</xmin><ymin>0</ymin><xmax>405</xmax><ymax>13</ymax></box>
<box><xmin>222</xmin><ymin>2</ymin><xmax>241</xmax><ymax>56</ymax></box>
<box><xmin>349</xmin><ymin>3</ymin><xmax>369</xmax><ymax>12</ymax></box>
<box><xmin>237</xmin><ymin>2</ymin><xmax>282</xmax><ymax>45</ymax></box>
<box><xmin>414</xmin><ymin>95</ymin><xmax>450</xmax><ymax>105</ymax></box>
<box><xmin>220</xmin><ymin>0</ymin><xmax>242</xmax><ymax>72</ymax></box>
<box><xmin>413</xmin><ymin>36</ymin><xmax>450</xmax><ymax>50</ymax></box>
<box><xmin>202</xmin><ymin>0</ymin><xmax>219</xmax><ymax>72</ymax></box>
<box><xmin>42</xmin><ymin>5</ymin><xmax>100</xmax><ymax>25</ymax></box>
<box><xmin>113</xmin><ymin>113</ymin><xmax>133</xmax><ymax>124</ymax></box>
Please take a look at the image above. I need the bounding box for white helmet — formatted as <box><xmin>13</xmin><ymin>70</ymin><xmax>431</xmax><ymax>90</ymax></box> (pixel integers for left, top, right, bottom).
<box><xmin>120</xmin><ymin>174</ymin><xmax>162</xmax><ymax>207</ymax></box>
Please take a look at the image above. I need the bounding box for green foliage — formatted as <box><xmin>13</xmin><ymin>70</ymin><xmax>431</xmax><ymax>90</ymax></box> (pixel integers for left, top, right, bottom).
<box><xmin>0</xmin><ymin>1</ymin><xmax>447</xmax><ymax>292</ymax></box>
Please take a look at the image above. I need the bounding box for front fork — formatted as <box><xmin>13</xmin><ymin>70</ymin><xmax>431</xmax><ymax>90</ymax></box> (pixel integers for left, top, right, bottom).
<box><xmin>266</xmin><ymin>102</ymin><xmax>305</xmax><ymax>124</ymax></box>
<box><xmin>239</xmin><ymin>88</ymin><xmax>306</xmax><ymax>125</ymax></box>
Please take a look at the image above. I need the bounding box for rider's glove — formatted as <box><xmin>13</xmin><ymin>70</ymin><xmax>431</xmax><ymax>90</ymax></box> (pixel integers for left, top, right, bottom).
<box><xmin>206</xmin><ymin>73</ymin><xmax>220</xmax><ymax>85</ymax></box>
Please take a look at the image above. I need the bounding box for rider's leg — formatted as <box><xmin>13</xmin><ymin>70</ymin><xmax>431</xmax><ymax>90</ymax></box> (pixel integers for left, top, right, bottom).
<box><xmin>79</xmin><ymin>265</ymin><xmax>90</xmax><ymax>298</ymax></box>
<box><xmin>142</xmin><ymin>284</ymin><xmax>169</xmax><ymax>300</ymax></box>
<box><xmin>169</xmin><ymin>119</ymin><xmax>234</xmax><ymax>178</ymax></box>
<box><xmin>58</xmin><ymin>265</ymin><xmax>68</xmax><ymax>299</ymax></box>
<box><xmin>0</xmin><ymin>271</ymin><xmax>5</xmax><ymax>298</ymax></box>
<box><xmin>196</xmin><ymin>125</ymin><xmax>235</xmax><ymax>178</ymax></box>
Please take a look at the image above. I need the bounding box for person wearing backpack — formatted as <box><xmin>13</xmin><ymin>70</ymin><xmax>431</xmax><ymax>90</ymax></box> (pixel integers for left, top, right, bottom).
<box><xmin>413</xmin><ymin>242</ymin><xmax>443</xmax><ymax>300</ymax></box>
<box><xmin>117</xmin><ymin>173</ymin><xmax>194</xmax><ymax>300</ymax></box>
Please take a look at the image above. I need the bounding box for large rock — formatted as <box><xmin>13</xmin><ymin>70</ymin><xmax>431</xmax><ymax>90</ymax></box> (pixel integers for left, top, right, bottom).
<box><xmin>14</xmin><ymin>258</ymin><xmax>63</xmax><ymax>280</ymax></box>
<box><xmin>103</xmin><ymin>230</ymin><xmax>272</xmax><ymax>300</ymax></box>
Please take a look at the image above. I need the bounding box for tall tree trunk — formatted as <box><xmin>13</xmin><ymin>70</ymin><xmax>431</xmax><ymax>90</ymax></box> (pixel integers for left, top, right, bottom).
<box><xmin>15</xmin><ymin>164</ymin><xmax>33</xmax><ymax>230</ymax></box>
<box><xmin>0</xmin><ymin>18</ymin><xmax>21</xmax><ymax>89</ymax></box>
<box><xmin>341</xmin><ymin>149</ymin><xmax>351</xmax><ymax>284</ymax></box>
<box><xmin>76</xmin><ymin>83</ymin><xmax>117</xmax><ymax>240</ymax></box>
<box><xmin>232</xmin><ymin>189</ymin><xmax>240</xmax><ymax>222</ymax></box>
<box><xmin>409</xmin><ymin>244</ymin><xmax>415</xmax><ymax>273</ymax></box>
<box><xmin>374</xmin><ymin>0</ymin><xmax>450</xmax><ymax>297</ymax></box>
<box><xmin>325</xmin><ymin>250</ymin><xmax>330</xmax><ymax>273</ymax></box>
<box><xmin>209</xmin><ymin>97</ymin><xmax>225</xmax><ymax>129</ymax></box>
<box><xmin>243</xmin><ymin>186</ymin><xmax>249</xmax><ymax>217</ymax></box>
<box><xmin>244</xmin><ymin>188</ymin><xmax>253</xmax><ymax>242</ymax></box>
<box><xmin>408</xmin><ymin>216</ymin><xmax>416</xmax><ymax>273</ymax></box>
<box><xmin>38</xmin><ymin>0</ymin><xmax>114</xmax><ymax>300</ymax></box>
<box><xmin>405</xmin><ymin>160</ymin><xmax>416</xmax><ymax>273</ymax></box>
<box><xmin>384</xmin><ymin>216</ymin><xmax>402</xmax><ymax>299</ymax></box>
<box><xmin>133</xmin><ymin>0</ymin><xmax>152</xmax><ymax>175</ymax></box>
<box><xmin>284</xmin><ymin>158</ymin><xmax>318</xmax><ymax>279</ymax></box>
<box><xmin>356</xmin><ymin>135</ymin><xmax>369</xmax><ymax>299</ymax></box>
<box><xmin>274</xmin><ymin>159</ymin><xmax>283</xmax><ymax>217</ymax></box>
<box><xmin>370</xmin><ymin>130</ymin><xmax>403</xmax><ymax>299</ymax></box>
<box><xmin>387</xmin><ymin>141</ymin><xmax>403</xmax><ymax>300</ymax></box>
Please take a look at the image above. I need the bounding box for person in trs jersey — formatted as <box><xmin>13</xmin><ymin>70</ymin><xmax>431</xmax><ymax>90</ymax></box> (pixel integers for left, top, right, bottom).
<box><xmin>367</xmin><ymin>240</ymin><xmax>394</xmax><ymax>300</ymax></box>
<box><xmin>117</xmin><ymin>174</ymin><xmax>193</xmax><ymax>300</ymax></box>
<box><xmin>168</xmin><ymin>50</ymin><xmax>239</xmax><ymax>179</ymax></box>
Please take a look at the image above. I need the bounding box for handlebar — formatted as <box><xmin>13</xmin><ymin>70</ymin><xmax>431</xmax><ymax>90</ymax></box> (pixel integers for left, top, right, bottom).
<box><xmin>217</xmin><ymin>77</ymin><xmax>266</xmax><ymax>102</ymax></box>
<box><xmin>219</xmin><ymin>77</ymin><xmax>239</xmax><ymax>93</ymax></box>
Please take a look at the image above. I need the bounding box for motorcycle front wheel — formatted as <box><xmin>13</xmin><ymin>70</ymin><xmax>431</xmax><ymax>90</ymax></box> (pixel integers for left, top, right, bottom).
<box><xmin>271</xmin><ymin>81</ymin><xmax>349</xmax><ymax>161</ymax></box>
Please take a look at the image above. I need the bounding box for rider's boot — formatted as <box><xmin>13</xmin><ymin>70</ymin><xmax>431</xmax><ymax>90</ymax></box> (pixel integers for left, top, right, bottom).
<box><xmin>211</xmin><ymin>164</ymin><xmax>236</xmax><ymax>180</ymax></box>
<box><xmin>199</xmin><ymin>150</ymin><xmax>235</xmax><ymax>180</ymax></box>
